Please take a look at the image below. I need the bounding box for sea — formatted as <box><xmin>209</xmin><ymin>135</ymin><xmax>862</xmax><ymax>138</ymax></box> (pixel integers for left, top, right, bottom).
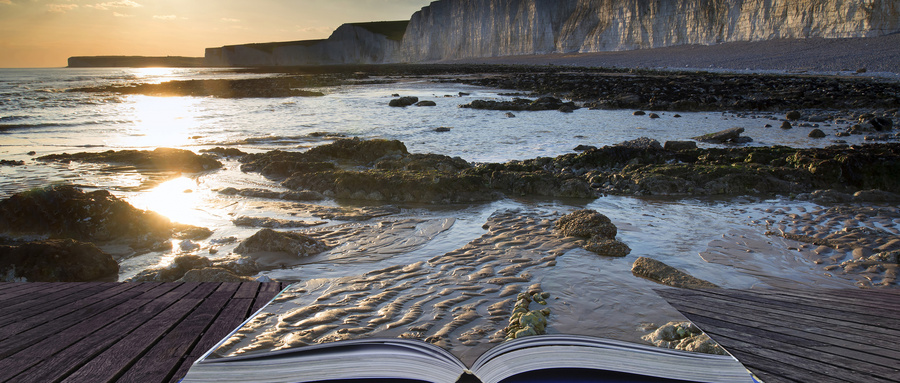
<box><xmin>0</xmin><ymin>67</ymin><xmax>888</xmax><ymax>342</ymax></box>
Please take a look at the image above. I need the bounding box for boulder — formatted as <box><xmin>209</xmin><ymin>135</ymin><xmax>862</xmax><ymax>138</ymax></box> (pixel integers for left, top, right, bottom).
<box><xmin>0</xmin><ymin>239</ymin><xmax>118</xmax><ymax>282</ymax></box>
<box><xmin>0</xmin><ymin>185</ymin><xmax>207</xmax><ymax>244</ymax></box>
<box><xmin>808</xmin><ymin>129</ymin><xmax>826</xmax><ymax>138</ymax></box>
<box><xmin>870</xmin><ymin>117</ymin><xmax>894</xmax><ymax>131</ymax></box>
<box><xmin>692</xmin><ymin>127</ymin><xmax>747</xmax><ymax>144</ymax></box>
<box><xmin>631</xmin><ymin>257</ymin><xmax>718</xmax><ymax>288</ymax></box>
<box><xmin>415</xmin><ymin>100</ymin><xmax>437</xmax><ymax>107</ymax></box>
<box><xmin>786</xmin><ymin>110</ymin><xmax>802</xmax><ymax>120</ymax></box>
<box><xmin>556</xmin><ymin>210</ymin><xmax>617</xmax><ymax>239</ymax></box>
<box><xmin>648</xmin><ymin>113</ymin><xmax>660</xmax><ymax>119</ymax></box>
<box><xmin>633</xmin><ymin>111</ymin><xmax>646</xmax><ymax>116</ymax></box>
<box><xmin>583</xmin><ymin>237</ymin><xmax>631</xmax><ymax>257</ymax></box>
<box><xmin>663</xmin><ymin>141</ymin><xmax>697</xmax><ymax>151</ymax></box>
<box><xmin>38</xmin><ymin>147</ymin><xmax>221</xmax><ymax>172</ymax></box>
<box><xmin>616</xmin><ymin>137</ymin><xmax>662</xmax><ymax>150</ymax></box>
<box><xmin>234</xmin><ymin>228</ymin><xmax>329</xmax><ymax>257</ymax></box>
<box><xmin>780</xmin><ymin>121</ymin><xmax>793</xmax><ymax>129</ymax></box>
<box><xmin>389</xmin><ymin>96</ymin><xmax>419</xmax><ymax>107</ymax></box>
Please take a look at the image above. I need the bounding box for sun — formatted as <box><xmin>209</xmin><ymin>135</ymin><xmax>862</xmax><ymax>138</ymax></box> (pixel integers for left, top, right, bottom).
<box><xmin>126</xmin><ymin>176</ymin><xmax>204</xmax><ymax>225</ymax></box>
<box><xmin>119</xmin><ymin>95</ymin><xmax>201</xmax><ymax>148</ymax></box>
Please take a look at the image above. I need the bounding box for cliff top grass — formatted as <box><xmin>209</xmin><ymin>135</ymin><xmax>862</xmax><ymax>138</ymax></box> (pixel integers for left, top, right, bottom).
<box><xmin>230</xmin><ymin>39</ymin><xmax>327</xmax><ymax>54</ymax></box>
<box><xmin>349</xmin><ymin>20</ymin><xmax>409</xmax><ymax>42</ymax></box>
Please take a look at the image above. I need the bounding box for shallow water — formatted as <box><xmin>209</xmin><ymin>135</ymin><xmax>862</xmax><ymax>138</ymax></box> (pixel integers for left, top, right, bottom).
<box><xmin>1</xmin><ymin>68</ymin><xmax>889</xmax><ymax>355</ymax></box>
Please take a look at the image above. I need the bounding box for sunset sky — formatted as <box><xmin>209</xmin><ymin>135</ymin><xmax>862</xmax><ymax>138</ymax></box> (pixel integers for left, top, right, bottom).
<box><xmin>0</xmin><ymin>0</ymin><xmax>433</xmax><ymax>68</ymax></box>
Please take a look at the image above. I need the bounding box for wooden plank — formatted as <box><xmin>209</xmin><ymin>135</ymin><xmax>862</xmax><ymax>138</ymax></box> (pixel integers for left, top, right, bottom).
<box><xmin>60</xmin><ymin>285</ymin><xmax>208</xmax><ymax>383</ymax></box>
<box><xmin>0</xmin><ymin>282</ymin><xmax>152</xmax><ymax>355</ymax></box>
<box><xmin>169</xmin><ymin>294</ymin><xmax>253</xmax><ymax>382</ymax></box>
<box><xmin>232</xmin><ymin>282</ymin><xmax>261</xmax><ymax>299</ymax></box>
<box><xmin>0</xmin><ymin>282</ymin><xmax>124</xmax><ymax>330</ymax></box>
<box><xmin>682</xmin><ymin>314</ymin><xmax>900</xmax><ymax>383</ymax></box>
<box><xmin>118</xmin><ymin>283</ymin><xmax>233</xmax><ymax>382</ymax></box>
<box><xmin>661</xmin><ymin>289</ymin><xmax>900</xmax><ymax>340</ymax></box>
<box><xmin>726</xmin><ymin>289</ymin><xmax>900</xmax><ymax>323</ymax></box>
<box><xmin>0</xmin><ymin>282</ymin><xmax>57</xmax><ymax>304</ymax></box>
<box><xmin>251</xmin><ymin>282</ymin><xmax>285</xmax><ymax>313</ymax></box>
<box><xmin>659</xmin><ymin>291</ymin><xmax>900</xmax><ymax>356</ymax></box>
<box><xmin>0</xmin><ymin>282</ymin><xmax>97</xmax><ymax>326</ymax></box>
<box><xmin>0</xmin><ymin>283</ymin><xmax>183</xmax><ymax>382</ymax></box>
<box><xmin>8</xmin><ymin>283</ymin><xmax>185</xmax><ymax>383</ymax></box>
<box><xmin>669</xmin><ymin>304</ymin><xmax>900</xmax><ymax>378</ymax></box>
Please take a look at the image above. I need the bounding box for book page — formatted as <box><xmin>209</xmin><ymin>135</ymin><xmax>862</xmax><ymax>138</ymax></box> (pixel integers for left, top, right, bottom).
<box><xmin>207</xmin><ymin>208</ymin><xmax>705</xmax><ymax>367</ymax></box>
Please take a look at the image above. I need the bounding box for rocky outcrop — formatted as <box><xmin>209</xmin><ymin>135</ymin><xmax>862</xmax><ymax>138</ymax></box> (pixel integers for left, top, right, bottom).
<box><xmin>631</xmin><ymin>257</ymin><xmax>718</xmax><ymax>288</ymax></box>
<box><xmin>206</xmin><ymin>21</ymin><xmax>408</xmax><ymax>66</ymax></box>
<box><xmin>0</xmin><ymin>239</ymin><xmax>118</xmax><ymax>282</ymax></box>
<box><xmin>556</xmin><ymin>209</ymin><xmax>631</xmax><ymax>257</ymax></box>
<box><xmin>401</xmin><ymin>0</ymin><xmax>900</xmax><ymax>62</ymax></box>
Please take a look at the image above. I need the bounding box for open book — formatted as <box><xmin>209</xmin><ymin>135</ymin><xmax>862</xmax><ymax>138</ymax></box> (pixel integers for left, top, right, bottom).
<box><xmin>182</xmin><ymin>286</ymin><xmax>754</xmax><ymax>383</ymax></box>
<box><xmin>182</xmin><ymin>211</ymin><xmax>756</xmax><ymax>383</ymax></box>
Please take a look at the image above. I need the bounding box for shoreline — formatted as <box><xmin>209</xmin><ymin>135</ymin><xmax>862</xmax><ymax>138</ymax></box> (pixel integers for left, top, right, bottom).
<box><xmin>435</xmin><ymin>33</ymin><xmax>900</xmax><ymax>79</ymax></box>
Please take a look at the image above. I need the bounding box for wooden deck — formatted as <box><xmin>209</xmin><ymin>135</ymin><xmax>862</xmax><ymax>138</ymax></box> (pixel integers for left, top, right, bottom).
<box><xmin>0</xmin><ymin>282</ymin><xmax>285</xmax><ymax>383</ymax></box>
<box><xmin>657</xmin><ymin>288</ymin><xmax>900</xmax><ymax>383</ymax></box>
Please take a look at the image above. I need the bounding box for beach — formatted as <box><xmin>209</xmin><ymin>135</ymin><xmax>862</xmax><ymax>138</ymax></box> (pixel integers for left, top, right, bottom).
<box><xmin>2</xmin><ymin>40</ymin><xmax>900</xmax><ymax>355</ymax></box>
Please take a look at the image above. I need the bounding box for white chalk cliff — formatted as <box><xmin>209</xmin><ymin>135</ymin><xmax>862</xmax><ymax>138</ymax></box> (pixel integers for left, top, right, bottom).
<box><xmin>400</xmin><ymin>0</ymin><xmax>900</xmax><ymax>61</ymax></box>
<box><xmin>206</xmin><ymin>21</ymin><xmax>408</xmax><ymax>66</ymax></box>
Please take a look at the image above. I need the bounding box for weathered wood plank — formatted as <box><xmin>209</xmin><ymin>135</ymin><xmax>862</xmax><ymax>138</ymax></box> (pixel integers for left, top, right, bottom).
<box><xmin>667</xmin><ymin>303</ymin><xmax>900</xmax><ymax>377</ymax></box>
<box><xmin>60</xmin><ymin>284</ymin><xmax>207</xmax><ymax>383</ymax></box>
<box><xmin>0</xmin><ymin>282</ymin><xmax>153</xmax><ymax>355</ymax></box>
<box><xmin>232</xmin><ymin>281</ymin><xmax>261</xmax><ymax>299</ymax></box>
<box><xmin>8</xmin><ymin>283</ymin><xmax>189</xmax><ymax>383</ymax></box>
<box><xmin>0</xmin><ymin>282</ymin><xmax>93</xmax><ymax>325</ymax></box>
<box><xmin>168</xmin><ymin>294</ymin><xmax>254</xmax><ymax>382</ymax></box>
<box><xmin>682</xmin><ymin>313</ymin><xmax>900</xmax><ymax>383</ymax></box>
<box><xmin>117</xmin><ymin>283</ymin><xmax>233</xmax><ymax>382</ymax></box>
<box><xmin>0</xmin><ymin>282</ymin><xmax>71</xmax><ymax>308</ymax></box>
<box><xmin>662</xmin><ymin>289</ymin><xmax>900</xmax><ymax>341</ymax></box>
<box><xmin>660</xmin><ymin>290</ymin><xmax>900</xmax><ymax>357</ymax></box>
<box><xmin>718</xmin><ymin>289</ymin><xmax>900</xmax><ymax>324</ymax></box>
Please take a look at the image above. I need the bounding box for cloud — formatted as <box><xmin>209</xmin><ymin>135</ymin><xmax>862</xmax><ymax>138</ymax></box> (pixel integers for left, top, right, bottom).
<box><xmin>87</xmin><ymin>1</ymin><xmax>142</xmax><ymax>11</ymax></box>
<box><xmin>46</xmin><ymin>4</ymin><xmax>79</xmax><ymax>13</ymax></box>
<box><xmin>113</xmin><ymin>12</ymin><xmax>133</xmax><ymax>17</ymax></box>
<box><xmin>153</xmin><ymin>15</ymin><xmax>177</xmax><ymax>20</ymax></box>
<box><xmin>221</xmin><ymin>18</ymin><xmax>240</xmax><ymax>23</ymax></box>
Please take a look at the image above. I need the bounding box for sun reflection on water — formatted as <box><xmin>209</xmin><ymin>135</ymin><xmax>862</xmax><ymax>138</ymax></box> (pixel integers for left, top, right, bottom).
<box><xmin>120</xmin><ymin>95</ymin><xmax>200</xmax><ymax>148</ymax></box>
<box><xmin>126</xmin><ymin>176</ymin><xmax>204</xmax><ymax>225</ymax></box>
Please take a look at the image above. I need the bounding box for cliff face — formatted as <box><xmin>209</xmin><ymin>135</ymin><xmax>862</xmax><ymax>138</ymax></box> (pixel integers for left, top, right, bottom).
<box><xmin>400</xmin><ymin>0</ymin><xmax>900</xmax><ymax>61</ymax></box>
<box><xmin>205</xmin><ymin>21</ymin><xmax>408</xmax><ymax>66</ymax></box>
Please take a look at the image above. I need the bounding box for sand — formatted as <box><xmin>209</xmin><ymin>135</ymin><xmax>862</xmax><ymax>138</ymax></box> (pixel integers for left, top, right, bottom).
<box><xmin>439</xmin><ymin>34</ymin><xmax>900</xmax><ymax>78</ymax></box>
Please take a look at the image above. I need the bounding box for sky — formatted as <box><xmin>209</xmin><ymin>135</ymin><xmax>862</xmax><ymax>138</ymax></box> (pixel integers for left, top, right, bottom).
<box><xmin>0</xmin><ymin>0</ymin><xmax>433</xmax><ymax>68</ymax></box>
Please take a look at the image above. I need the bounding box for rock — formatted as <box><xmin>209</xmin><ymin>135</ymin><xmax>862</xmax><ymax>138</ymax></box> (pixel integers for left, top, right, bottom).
<box><xmin>179</xmin><ymin>267</ymin><xmax>255</xmax><ymax>282</ymax></box>
<box><xmin>389</xmin><ymin>96</ymin><xmax>419</xmax><ymax>107</ymax></box>
<box><xmin>199</xmin><ymin>147</ymin><xmax>247</xmax><ymax>157</ymax></box>
<box><xmin>558</xmin><ymin>105</ymin><xmax>575</xmax><ymax>113</ymax></box>
<box><xmin>0</xmin><ymin>239</ymin><xmax>118</xmax><ymax>282</ymax></box>
<box><xmin>780</xmin><ymin>121</ymin><xmax>793</xmax><ymax>129</ymax></box>
<box><xmin>218</xmin><ymin>187</ymin><xmax>324</xmax><ymax>201</ymax></box>
<box><xmin>786</xmin><ymin>110</ymin><xmax>802</xmax><ymax>120</ymax></box>
<box><xmin>232</xmin><ymin>216</ymin><xmax>326</xmax><ymax>228</ymax></box>
<box><xmin>0</xmin><ymin>160</ymin><xmax>24</xmax><ymax>166</ymax></box>
<box><xmin>692</xmin><ymin>127</ymin><xmax>747</xmax><ymax>143</ymax></box>
<box><xmin>460</xmin><ymin>96</ymin><xmax>577</xmax><ymax>112</ymax></box>
<box><xmin>37</xmin><ymin>148</ymin><xmax>222</xmax><ymax>172</ymax></box>
<box><xmin>857</xmin><ymin>68</ymin><xmax>868</xmax><ymax>74</ymax></box>
<box><xmin>870</xmin><ymin>117</ymin><xmax>893</xmax><ymax>131</ymax></box>
<box><xmin>810</xmin><ymin>189</ymin><xmax>853</xmax><ymax>204</ymax></box>
<box><xmin>852</xmin><ymin>189</ymin><xmax>900</xmax><ymax>202</ymax></box>
<box><xmin>573</xmin><ymin>145</ymin><xmax>597</xmax><ymax>151</ymax></box>
<box><xmin>556</xmin><ymin>210</ymin><xmax>617</xmax><ymax>239</ymax></box>
<box><xmin>0</xmin><ymin>185</ymin><xmax>206</xmax><ymax>245</ymax></box>
<box><xmin>434</xmin><ymin>127</ymin><xmax>452</xmax><ymax>132</ymax></box>
<box><xmin>617</xmin><ymin>137</ymin><xmax>662</xmax><ymax>150</ymax></box>
<box><xmin>234</xmin><ymin>228</ymin><xmax>329</xmax><ymax>257</ymax></box>
<box><xmin>631</xmin><ymin>257</ymin><xmax>718</xmax><ymax>288</ymax></box>
<box><xmin>505</xmin><ymin>112</ymin><xmax>516</xmax><ymax>118</ymax></box>
<box><xmin>808</xmin><ymin>129</ymin><xmax>826</xmax><ymax>138</ymax></box>
<box><xmin>633</xmin><ymin>111</ymin><xmax>646</xmax><ymax>116</ymax></box>
<box><xmin>415</xmin><ymin>100</ymin><xmax>437</xmax><ymax>107</ymax></box>
<box><xmin>583</xmin><ymin>236</ymin><xmax>630</xmax><ymax>257</ymax></box>
<box><xmin>808</xmin><ymin>115</ymin><xmax>830</xmax><ymax>122</ymax></box>
<box><xmin>642</xmin><ymin>321</ymin><xmax>725</xmax><ymax>355</ymax></box>
<box><xmin>663</xmin><ymin>141</ymin><xmax>697</xmax><ymax>151</ymax></box>
<box><xmin>648</xmin><ymin>113</ymin><xmax>660</xmax><ymax>119</ymax></box>
<box><xmin>673</xmin><ymin>114</ymin><xmax>682</xmax><ymax>118</ymax></box>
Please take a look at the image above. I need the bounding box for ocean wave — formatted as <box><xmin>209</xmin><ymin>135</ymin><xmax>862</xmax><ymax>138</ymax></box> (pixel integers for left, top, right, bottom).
<box><xmin>0</xmin><ymin>121</ymin><xmax>102</xmax><ymax>132</ymax></box>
